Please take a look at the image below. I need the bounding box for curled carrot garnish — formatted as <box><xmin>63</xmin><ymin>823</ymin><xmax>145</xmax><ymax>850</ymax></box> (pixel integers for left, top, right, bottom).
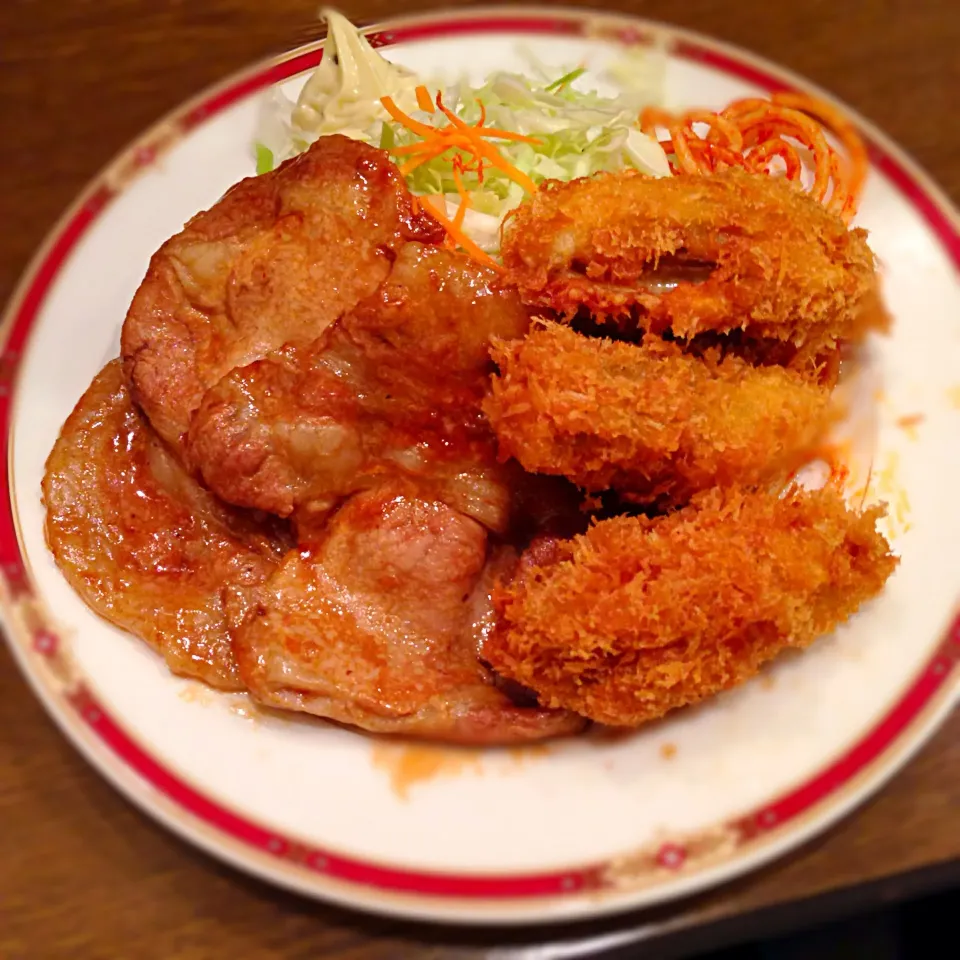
<box><xmin>640</xmin><ymin>93</ymin><xmax>868</xmax><ymax>222</ymax></box>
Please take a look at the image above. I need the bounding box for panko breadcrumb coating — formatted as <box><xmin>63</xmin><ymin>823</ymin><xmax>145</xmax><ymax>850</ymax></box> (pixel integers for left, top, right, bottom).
<box><xmin>500</xmin><ymin>169</ymin><xmax>887</xmax><ymax>352</ymax></box>
<box><xmin>484</xmin><ymin>485</ymin><xmax>897</xmax><ymax>727</ymax></box>
<box><xmin>484</xmin><ymin>323</ymin><xmax>833</xmax><ymax>504</ymax></box>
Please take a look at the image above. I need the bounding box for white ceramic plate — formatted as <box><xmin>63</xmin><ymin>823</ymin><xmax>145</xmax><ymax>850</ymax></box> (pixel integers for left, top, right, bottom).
<box><xmin>3</xmin><ymin>5</ymin><xmax>960</xmax><ymax>926</ymax></box>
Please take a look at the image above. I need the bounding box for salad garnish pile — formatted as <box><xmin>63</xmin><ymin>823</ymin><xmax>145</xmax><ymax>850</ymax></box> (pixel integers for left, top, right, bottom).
<box><xmin>254</xmin><ymin>10</ymin><xmax>867</xmax><ymax>261</ymax></box>
<box><xmin>255</xmin><ymin>9</ymin><xmax>670</xmax><ymax>255</ymax></box>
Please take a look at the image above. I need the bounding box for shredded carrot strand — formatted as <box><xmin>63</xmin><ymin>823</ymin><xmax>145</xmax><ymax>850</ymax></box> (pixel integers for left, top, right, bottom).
<box><xmin>378</xmin><ymin>88</ymin><xmax>544</xmax><ymax>269</ymax></box>
<box><xmin>466</xmin><ymin>126</ymin><xmax>542</xmax><ymax>144</ymax></box>
<box><xmin>381</xmin><ymin>96</ymin><xmax>436</xmax><ymax>137</ymax></box>
<box><xmin>379</xmin><ymin>94</ymin><xmax>541</xmax><ymax>185</ymax></box>
<box><xmin>471</xmin><ymin>138</ymin><xmax>539</xmax><ymax>194</ymax></box>
<box><xmin>433</xmin><ymin>93</ymin><xmax>541</xmax><ymax>144</ymax></box>
<box><xmin>415</xmin><ymin>85</ymin><xmax>435</xmax><ymax>113</ymax></box>
<box><xmin>423</xmin><ymin>199</ymin><xmax>502</xmax><ymax>271</ymax></box>
<box><xmin>391</xmin><ymin>138</ymin><xmax>464</xmax><ymax>157</ymax></box>
<box><xmin>435</xmin><ymin>92</ymin><xmax>469</xmax><ymax>130</ymax></box>
<box><xmin>398</xmin><ymin>141</ymin><xmax>452</xmax><ymax>176</ymax></box>
<box><xmin>452</xmin><ymin>165</ymin><xmax>470</xmax><ymax>233</ymax></box>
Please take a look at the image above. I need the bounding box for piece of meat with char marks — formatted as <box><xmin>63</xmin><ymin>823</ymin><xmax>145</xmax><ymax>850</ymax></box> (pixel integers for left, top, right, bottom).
<box><xmin>121</xmin><ymin>135</ymin><xmax>443</xmax><ymax>454</ymax></box>
<box><xmin>43</xmin><ymin>362</ymin><xmax>289</xmax><ymax>689</ymax></box>
<box><xmin>231</xmin><ymin>482</ymin><xmax>584</xmax><ymax>743</ymax></box>
<box><xmin>187</xmin><ymin>243</ymin><xmax>531</xmax><ymax>530</ymax></box>
<box><xmin>501</xmin><ymin>169</ymin><xmax>887</xmax><ymax>357</ymax></box>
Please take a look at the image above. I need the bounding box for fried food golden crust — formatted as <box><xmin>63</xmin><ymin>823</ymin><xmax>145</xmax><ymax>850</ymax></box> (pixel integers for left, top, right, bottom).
<box><xmin>43</xmin><ymin>362</ymin><xmax>288</xmax><ymax>689</ymax></box>
<box><xmin>121</xmin><ymin>135</ymin><xmax>443</xmax><ymax>453</ymax></box>
<box><xmin>187</xmin><ymin>243</ymin><xmax>531</xmax><ymax>527</ymax></box>
<box><xmin>484</xmin><ymin>485</ymin><xmax>898</xmax><ymax>727</ymax></box>
<box><xmin>233</xmin><ymin>483</ymin><xmax>584</xmax><ymax>743</ymax></box>
<box><xmin>685</xmin><ymin>331</ymin><xmax>844</xmax><ymax>388</ymax></box>
<box><xmin>484</xmin><ymin>323</ymin><xmax>833</xmax><ymax>503</ymax></box>
<box><xmin>501</xmin><ymin>169</ymin><xmax>887</xmax><ymax>350</ymax></box>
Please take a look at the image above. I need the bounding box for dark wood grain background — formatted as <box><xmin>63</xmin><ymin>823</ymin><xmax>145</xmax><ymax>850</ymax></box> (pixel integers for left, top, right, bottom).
<box><xmin>2</xmin><ymin>2</ymin><xmax>959</xmax><ymax>957</ymax></box>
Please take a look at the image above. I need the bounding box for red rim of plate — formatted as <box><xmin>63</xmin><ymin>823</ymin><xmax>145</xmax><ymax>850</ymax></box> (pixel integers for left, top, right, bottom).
<box><xmin>2</xmin><ymin>8</ymin><xmax>960</xmax><ymax>908</ymax></box>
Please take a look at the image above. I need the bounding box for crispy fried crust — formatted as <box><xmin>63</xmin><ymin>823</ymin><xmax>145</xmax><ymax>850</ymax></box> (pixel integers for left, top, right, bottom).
<box><xmin>484</xmin><ymin>486</ymin><xmax>898</xmax><ymax>726</ymax></box>
<box><xmin>501</xmin><ymin>169</ymin><xmax>887</xmax><ymax>350</ymax></box>
<box><xmin>121</xmin><ymin>135</ymin><xmax>443</xmax><ymax>453</ymax></box>
<box><xmin>484</xmin><ymin>323</ymin><xmax>833</xmax><ymax>503</ymax></box>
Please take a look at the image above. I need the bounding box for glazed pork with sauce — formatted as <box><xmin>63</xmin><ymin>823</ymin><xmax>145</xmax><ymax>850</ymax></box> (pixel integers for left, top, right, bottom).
<box><xmin>233</xmin><ymin>482</ymin><xmax>584</xmax><ymax>742</ymax></box>
<box><xmin>121</xmin><ymin>135</ymin><xmax>443</xmax><ymax>457</ymax></box>
<box><xmin>187</xmin><ymin>242</ymin><xmax>531</xmax><ymax>530</ymax></box>
<box><xmin>43</xmin><ymin>362</ymin><xmax>286</xmax><ymax>690</ymax></box>
<box><xmin>43</xmin><ymin>133</ymin><xmax>897</xmax><ymax>741</ymax></box>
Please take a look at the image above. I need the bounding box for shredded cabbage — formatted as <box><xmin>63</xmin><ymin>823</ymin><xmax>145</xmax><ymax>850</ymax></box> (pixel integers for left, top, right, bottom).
<box><xmin>254</xmin><ymin>9</ymin><xmax>670</xmax><ymax>251</ymax></box>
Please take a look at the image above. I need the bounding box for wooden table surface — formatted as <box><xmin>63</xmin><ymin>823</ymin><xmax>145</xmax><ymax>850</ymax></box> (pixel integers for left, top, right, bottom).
<box><xmin>2</xmin><ymin>1</ymin><xmax>959</xmax><ymax>957</ymax></box>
